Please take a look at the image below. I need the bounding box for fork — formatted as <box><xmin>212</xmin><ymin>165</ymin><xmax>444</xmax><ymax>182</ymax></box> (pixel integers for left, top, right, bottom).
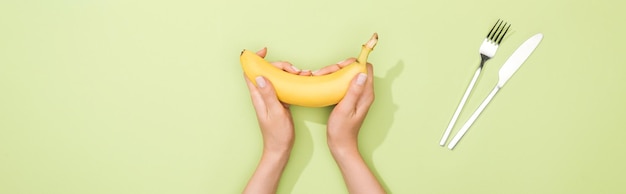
<box><xmin>439</xmin><ymin>20</ymin><xmax>511</xmax><ymax>146</ymax></box>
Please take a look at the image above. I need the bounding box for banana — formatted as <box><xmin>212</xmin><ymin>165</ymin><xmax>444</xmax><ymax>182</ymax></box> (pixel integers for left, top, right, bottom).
<box><xmin>240</xmin><ymin>33</ymin><xmax>378</xmax><ymax>107</ymax></box>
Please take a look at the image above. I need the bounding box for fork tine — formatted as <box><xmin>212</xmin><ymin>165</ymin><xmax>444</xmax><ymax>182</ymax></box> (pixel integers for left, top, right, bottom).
<box><xmin>486</xmin><ymin>19</ymin><xmax>501</xmax><ymax>39</ymax></box>
<box><xmin>492</xmin><ymin>21</ymin><xmax>506</xmax><ymax>44</ymax></box>
<box><xmin>496</xmin><ymin>24</ymin><xmax>511</xmax><ymax>44</ymax></box>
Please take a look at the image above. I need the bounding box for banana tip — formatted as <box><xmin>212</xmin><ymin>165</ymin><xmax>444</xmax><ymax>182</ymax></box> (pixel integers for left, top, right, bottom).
<box><xmin>366</xmin><ymin>33</ymin><xmax>378</xmax><ymax>49</ymax></box>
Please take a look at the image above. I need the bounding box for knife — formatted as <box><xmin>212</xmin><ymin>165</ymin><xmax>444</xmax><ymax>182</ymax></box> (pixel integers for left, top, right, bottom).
<box><xmin>447</xmin><ymin>33</ymin><xmax>544</xmax><ymax>150</ymax></box>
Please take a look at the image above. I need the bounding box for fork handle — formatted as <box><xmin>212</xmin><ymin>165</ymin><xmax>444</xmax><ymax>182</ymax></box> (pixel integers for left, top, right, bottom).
<box><xmin>439</xmin><ymin>67</ymin><xmax>483</xmax><ymax>146</ymax></box>
<box><xmin>447</xmin><ymin>86</ymin><xmax>501</xmax><ymax>150</ymax></box>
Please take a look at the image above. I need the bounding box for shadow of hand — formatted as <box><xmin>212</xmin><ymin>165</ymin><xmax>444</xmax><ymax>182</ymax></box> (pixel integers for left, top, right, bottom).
<box><xmin>360</xmin><ymin>60</ymin><xmax>404</xmax><ymax>193</ymax></box>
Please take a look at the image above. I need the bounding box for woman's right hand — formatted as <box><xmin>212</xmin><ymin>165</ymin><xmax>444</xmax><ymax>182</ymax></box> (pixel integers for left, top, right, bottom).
<box><xmin>243</xmin><ymin>48</ymin><xmax>311</xmax><ymax>194</ymax></box>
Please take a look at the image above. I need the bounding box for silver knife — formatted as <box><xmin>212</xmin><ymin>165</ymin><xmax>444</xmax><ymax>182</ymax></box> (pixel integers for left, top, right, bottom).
<box><xmin>447</xmin><ymin>33</ymin><xmax>544</xmax><ymax>150</ymax></box>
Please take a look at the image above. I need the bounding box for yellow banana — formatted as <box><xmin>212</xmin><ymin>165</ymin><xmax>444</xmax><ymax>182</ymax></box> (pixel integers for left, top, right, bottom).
<box><xmin>240</xmin><ymin>33</ymin><xmax>378</xmax><ymax>107</ymax></box>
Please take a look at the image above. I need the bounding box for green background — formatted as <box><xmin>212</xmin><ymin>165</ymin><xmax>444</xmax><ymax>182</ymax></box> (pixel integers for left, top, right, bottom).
<box><xmin>1</xmin><ymin>0</ymin><xmax>625</xmax><ymax>193</ymax></box>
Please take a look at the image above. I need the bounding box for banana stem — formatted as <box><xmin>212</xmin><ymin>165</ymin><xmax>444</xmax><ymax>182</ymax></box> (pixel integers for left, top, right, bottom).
<box><xmin>357</xmin><ymin>33</ymin><xmax>379</xmax><ymax>64</ymax></box>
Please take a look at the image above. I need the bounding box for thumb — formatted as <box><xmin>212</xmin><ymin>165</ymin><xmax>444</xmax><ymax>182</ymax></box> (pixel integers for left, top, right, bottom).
<box><xmin>254</xmin><ymin>76</ymin><xmax>283</xmax><ymax>109</ymax></box>
<box><xmin>256</xmin><ymin>47</ymin><xmax>267</xmax><ymax>58</ymax></box>
<box><xmin>336</xmin><ymin>73</ymin><xmax>367</xmax><ymax>111</ymax></box>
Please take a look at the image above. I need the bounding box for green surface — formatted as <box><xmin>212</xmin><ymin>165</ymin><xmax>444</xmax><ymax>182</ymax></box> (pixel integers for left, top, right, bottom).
<box><xmin>1</xmin><ymin>0</ymin><xmax>625</xmax><ymax>193</ymax></box>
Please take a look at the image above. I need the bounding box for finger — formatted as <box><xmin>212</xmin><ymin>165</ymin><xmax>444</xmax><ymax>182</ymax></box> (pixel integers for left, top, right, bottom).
<box><xmin>298</xmin><ymin>70</ymin><xmax>312</xmax><ymax>76</ymax></box>
<box><xmin>255</xmin><ymin>47</ymin><xmax>267</xmax><ymax>58</ymax></box>
<box><xmin>365</xmin><ymin>63</ymin><xmax>374</xmax><ymax>90</ymax></box>
<box><xmin>312</xmin><ymin>64</ymin><xmax>340</xmax><ymax>76</ymax></box>
<box><xmin>254</xmin><ymin>76</ymin><xmax>285</xmax><ymax>111</ymax></box>
<box><xmin>312</xmin><ymin>58</ymin><xmax>356</xmax><ymax>76</ymax></box>
<box><xmin>337</xmin><ymin>58</ymin><xmax>357</xmax><ymax>68</ymax></box>
<box><xmin>244</xmin><ymin>74</ymin><xmax>267</xmax><ymax>112</ymax></box>
<box><xmin>270</xmin><ymin>61</ymin><xmax>302</xmax><ymax>74</ymax></box>
<box><xmin>357</xmin><ymin>63</ymin><xmax>375</xmax><ymax>111</ymax></box>
<box><xmin>335</xmin><ymin>72</ymin><xmax>368</xmax><ymax>112</ymax></box>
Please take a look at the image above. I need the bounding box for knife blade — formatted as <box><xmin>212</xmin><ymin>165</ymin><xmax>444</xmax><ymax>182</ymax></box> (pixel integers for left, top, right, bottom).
<box><xmin>498</xmin><ymin>33</ymin><xmax>544</xmax><ymax>87</ymax></box>
<box><xmin>447</xmin><ymin>33</ymin><xmax>544</xmax><ymax>150</ymax></box>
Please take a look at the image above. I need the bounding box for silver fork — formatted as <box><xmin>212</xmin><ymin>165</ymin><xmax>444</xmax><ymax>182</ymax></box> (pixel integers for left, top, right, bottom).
<box><xmin>439</xmin><ymin>20</ymin><xmax>511</xmax><ymax>146</ymax></box>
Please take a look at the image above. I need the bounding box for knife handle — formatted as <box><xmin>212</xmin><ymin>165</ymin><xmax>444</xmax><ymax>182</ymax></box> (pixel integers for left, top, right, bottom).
<box><xmin>447</xmin><ymin>86</ymin><xmax>500</xmax><ymax>150</ymax></box>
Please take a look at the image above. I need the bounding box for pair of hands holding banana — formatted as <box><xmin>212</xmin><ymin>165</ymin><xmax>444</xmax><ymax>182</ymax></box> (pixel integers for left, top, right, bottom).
<box><xmin>242</xmin><ymin>47</ymin><xmax>385</xmax><ymax>194</ymax></box>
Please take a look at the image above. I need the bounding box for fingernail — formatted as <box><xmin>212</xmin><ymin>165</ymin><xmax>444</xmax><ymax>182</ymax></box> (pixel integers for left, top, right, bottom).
<box><xmin>290</xmin><ymin>65</ymin><xmax>300</xmax><ymax>72</ymax></box>
<box><xmin>337</xmin><ymin>59</ymin><xmax>348</xmax><ymax>64</ymax></box>
<box><xmin>356</xmin><ymin>73</ymin><xmax>367</xmax><ymax>85</ymax></box>
<box><xmin>312</xmin><ymin>70</ymin><xmax>320</xmax><ymax>75</ymax></box>
<box><xmin>255</xmin><ymin>76</ymin><xmax>266</xmax><ymax>88</ymax></box>
<box><xmin>291</xmin><ymin>65</ymin><xmax>300</xmax><ymax>72</ymax></box>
